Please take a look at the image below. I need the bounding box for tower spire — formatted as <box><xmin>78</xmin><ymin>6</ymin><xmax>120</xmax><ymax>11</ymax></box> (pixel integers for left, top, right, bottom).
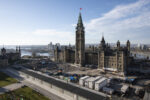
<box><xmin>77</xmin><ymin>12</ymin><xmax>83</xmax><ymax>27</ymax></box>
<box><xmin>100</xmin><ymin>33</ymin><xmax>106</xmax><ymax>50</ymax></box>
<box><xmin>19</xmin><ymin>46</ymin><xmax>21</xmax><ymax>52</ymax></box>
<box><xmin>102</xmin><ymin>32</ymin><xmax>104</xmax><ymax>41</ymax></box>
<box><xmin>16</xmin><ymin>46</ymin><xmax>18</xmax><ymax>52</ymax></box>
<box><xmin>101</xmin><ymin>33</ymin><xmax>105</xmax><ymax>43</ymax></box>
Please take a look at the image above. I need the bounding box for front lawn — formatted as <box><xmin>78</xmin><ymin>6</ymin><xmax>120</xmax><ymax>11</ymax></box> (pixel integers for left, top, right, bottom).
<box><xmin>0</xmin><ymin>86</ymin><xmax>50</xmax><ymax>100</ymax></box>
<box><xmin>0</xmin><ymin>72</ymin><xmax>18</xmax><ymax>87</ymax></box>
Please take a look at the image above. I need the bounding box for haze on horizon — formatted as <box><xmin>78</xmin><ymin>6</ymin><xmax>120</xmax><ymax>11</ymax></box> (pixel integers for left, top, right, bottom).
<box><xmin>0</xmin><ymin>0</ymin><xmax>150</xmax><ymax>45</ymax></box>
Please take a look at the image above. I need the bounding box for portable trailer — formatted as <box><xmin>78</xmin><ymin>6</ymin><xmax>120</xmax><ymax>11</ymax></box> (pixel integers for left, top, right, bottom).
<box><xmin>95</xmin><ymin>77</ymin><xmax>107</xmax><ymax>91</ymax></box>
<box><xmin>84</xmin><ymin>77</ymin><xmax>94</xmax><ymax>88</ymax></box>
<box><xmin>88</xmin><ymin>76</ymin><xmax>102</xmax><ymax>89</ymax></box>
<box><xmin>79</xmin><ymin>76</ymin><xmax>90</xmax><ymax>86</ymax></box>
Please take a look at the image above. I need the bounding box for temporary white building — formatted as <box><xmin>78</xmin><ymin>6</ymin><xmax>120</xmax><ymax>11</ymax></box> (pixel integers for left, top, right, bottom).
<box><xmin>88</xmin><ymin>76</ymin><xmax>102</xmax><ymax>89</ymax></box>
<box><xmin>84</xmin><ymin>77</ymin><xmax>94</xmax><ymax>88</ymax></box>
<box><xmin>79</xmin><ymin>76</ymin><xmax>90</xmax><ymax>86</ymax></box>
<box><xmin>95</xmin><ymin>77</ymin><xmax>107</xmax><ymax>91</ymax></box>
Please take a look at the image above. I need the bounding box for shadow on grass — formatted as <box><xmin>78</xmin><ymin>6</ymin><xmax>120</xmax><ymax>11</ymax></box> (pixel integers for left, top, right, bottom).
<box><xmin>0</xmin><ymin>86</ymin><xmax>50</xmax><ymax>100</ymax></box>
<box><xmin>0</xmin><ymin>71</ymin><xmax>18</xmax><ymax>87</ymax></box>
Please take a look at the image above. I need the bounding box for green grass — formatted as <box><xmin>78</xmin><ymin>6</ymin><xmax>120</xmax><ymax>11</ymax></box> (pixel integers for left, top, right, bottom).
<box><xmin>0</xmin><ymin>72</ymin><xmax>18</xmax><ymax>87</ymax></box>
<box><xmin>0</xmin><ymin>86</ymin><xmax>50</xmax><ymax>100</ymax></box>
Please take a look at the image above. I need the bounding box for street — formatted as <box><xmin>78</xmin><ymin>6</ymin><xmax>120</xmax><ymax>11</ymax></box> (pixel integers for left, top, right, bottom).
<box><xmin>0</xmin><ymin>69</ymin><xmax>64</xmax><ymax>100</ymax></box>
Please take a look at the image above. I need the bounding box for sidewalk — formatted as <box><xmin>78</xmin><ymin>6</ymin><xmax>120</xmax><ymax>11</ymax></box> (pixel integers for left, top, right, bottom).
<box><xmin>0</xmin><ymin>82</ymin><xmax>24</xmax><ymax>94</ymax></box>
<box><xmin>1</xmin><ymin>68</ymin><xmax>64</xmax><ymax>100</ymax></box>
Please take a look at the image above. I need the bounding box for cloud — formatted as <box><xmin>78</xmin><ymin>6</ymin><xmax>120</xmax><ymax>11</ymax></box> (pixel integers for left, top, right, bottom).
<box><xmin>32</xmin><ymin>29</ymin><xmax>70</xmax><ymax>36</ymax></box>
<box><xmin>0</xmin><ymin>29</ymin><xmax>74</xmax><ymax>45</ymax></box>
<box><xmin>32</xmin><ymin>29</ymin><xmax>74</xmax><ymax>44</ymax></box>
<box><xmin>32</xmin><ymin>0</ymin><xmax>150</xmax><ymax>45</ymax></box>
<box><xmin>85</xmin><ymin>0</ymin><xmax>150</xmax><ymax>44</ymax></box>
<box><xmin>4</xmin><ymin>0</ymin><xmax>150</xmax><ymax>45</ymax></box>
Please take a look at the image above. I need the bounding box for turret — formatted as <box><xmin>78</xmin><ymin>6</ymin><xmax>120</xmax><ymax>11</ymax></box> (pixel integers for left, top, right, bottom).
<box><xmin>19</xmin><ymin>46</ymin><xmax>21</xmax><ymax>58</ymax></box>
<box><xmin>16</xmin><ymin>46</ymin><xmax>18</xmax><ymax>53</ymax></box>
<box><xmin>55</xmin><ymin>46</ymin><xmax>59</xmax><ymax>62</ymax></box>
<box><xmin>1</xmin><ymin>47</ymin><xmax>6</xmax><ymax>56</ymax></box>
<box><xmin>106</xmin><ymin>43</ymin><xmax>109</xmax><ymax>47</ymax></box>
<box><xmin>68</xmin><ymin>43</ymin><xmax>71</xmax><ymax>49</ymax></box>
<box><xmin>92</xmin><ymin>46</ymin><xmax>95</xmax><ymax>51</ymax></box>
<box><xmin>100</xmin><ymin>36</ymin><xmax>106</xmax><ymax>50</ymax></box>
<box><xmin>19</xmin><ymin>46</ymin><xmax>21</xmax><ymax>53</ymax></box>
<box><xmin>117</xmin><ymin>40</ymin><xmax>120</xmax><ymax>50</ymax></box>
<box><xmin>126</xmin><ymin>40</ymin><xmax>130</xmax><ymax>51</ymax></box>
<box><xmin>126</xmin><ymin>40</ymin><xmax>130</xmax><ymax>56</ymax></box>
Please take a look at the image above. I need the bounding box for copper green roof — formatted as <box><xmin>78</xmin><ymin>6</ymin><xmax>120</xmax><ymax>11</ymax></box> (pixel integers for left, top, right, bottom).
<box><xmin>77</xmin><ymin>12</ymin><xmax>83</xmax><ymax>27</ymax></box>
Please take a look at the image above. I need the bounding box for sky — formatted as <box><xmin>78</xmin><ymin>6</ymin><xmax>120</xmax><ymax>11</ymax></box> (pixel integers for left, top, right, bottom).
<box><xmin>0</xmin><ymin>0</ymin><xmax>150</xmax><ymax>45</ymax></box>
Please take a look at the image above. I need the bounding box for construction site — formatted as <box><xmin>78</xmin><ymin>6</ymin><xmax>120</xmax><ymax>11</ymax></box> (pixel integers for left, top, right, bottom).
<box><xmin>16</xmin><ymin>59</ymin><xmax>150</xmax><ymax>100</ymax></box>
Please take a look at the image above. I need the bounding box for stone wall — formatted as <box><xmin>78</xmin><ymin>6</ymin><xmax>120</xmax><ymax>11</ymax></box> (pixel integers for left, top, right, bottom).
<box><xmin>6</xmin><ymin>68</ymin><xmax>89</xmax><ymax>100</ymax></box>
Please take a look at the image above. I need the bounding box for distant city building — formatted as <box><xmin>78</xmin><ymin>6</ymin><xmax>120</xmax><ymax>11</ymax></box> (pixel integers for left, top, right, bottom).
<box><xmin>137</xmin><ymin>43</ymin><xmax>141</xmax><ymax>49</ymax></box>
<box><xmin>136</xmin><ymin>43</ymin><xmax>149</xmax><ymax>50</ymax></box>
<box><xmin>48</xmin><ymin>42</ymin><xmax>62</xmax><ymax>58</ymax></box>
<box><xmin>48</xmin><ymin>42</ymin><xmax>61</xmax><ymax>51</ymax></box>
<box><xmin>48</xmin><ymin>42</ymin><xmax>54</xmax><ymax>51</ymax></box>
<box><xmin>141</xmin><ymin>45</ymin><xmax>148</xmax><ymax>50</ymax></box>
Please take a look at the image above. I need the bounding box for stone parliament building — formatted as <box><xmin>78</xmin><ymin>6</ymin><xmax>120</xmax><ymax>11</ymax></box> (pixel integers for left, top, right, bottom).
<box><xmin>0</xmin><ymin>46</ymin><xmax>21</xmax><ymax>67</ymax></box>
<box><xmin>54</xmin><ymin>13</ymin><xmax>133</xmax><ymax>75</ymax></box>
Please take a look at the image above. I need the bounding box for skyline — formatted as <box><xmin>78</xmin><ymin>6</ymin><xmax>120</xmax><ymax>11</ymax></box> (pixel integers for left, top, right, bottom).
<box><xmin>0</xmin><ymin>0</ymin><xmax>150</xmax><ymax>45</ymax></box>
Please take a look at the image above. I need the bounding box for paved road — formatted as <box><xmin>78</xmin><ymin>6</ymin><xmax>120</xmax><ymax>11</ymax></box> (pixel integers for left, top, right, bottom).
<box><xmin>1</xmin><ymin>69</ymin><xmax>64</xmax><ymax>100</ymax></box>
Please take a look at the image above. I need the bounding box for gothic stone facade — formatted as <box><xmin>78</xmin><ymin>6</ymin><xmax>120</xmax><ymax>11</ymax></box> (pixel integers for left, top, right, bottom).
<box><xmin>0</xmin><ymin>46</ymin><xmax>21</xmax><ymax>67</ymax></box>
<box><xmin>54</xmin><ymin>13</ymin><xmax>131</xmax><ymax>74</ymax></box>
<box><xmin>54</xmin><ymin>46</ymin><xmax>75</xmax><ymax>63</ymax></box>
